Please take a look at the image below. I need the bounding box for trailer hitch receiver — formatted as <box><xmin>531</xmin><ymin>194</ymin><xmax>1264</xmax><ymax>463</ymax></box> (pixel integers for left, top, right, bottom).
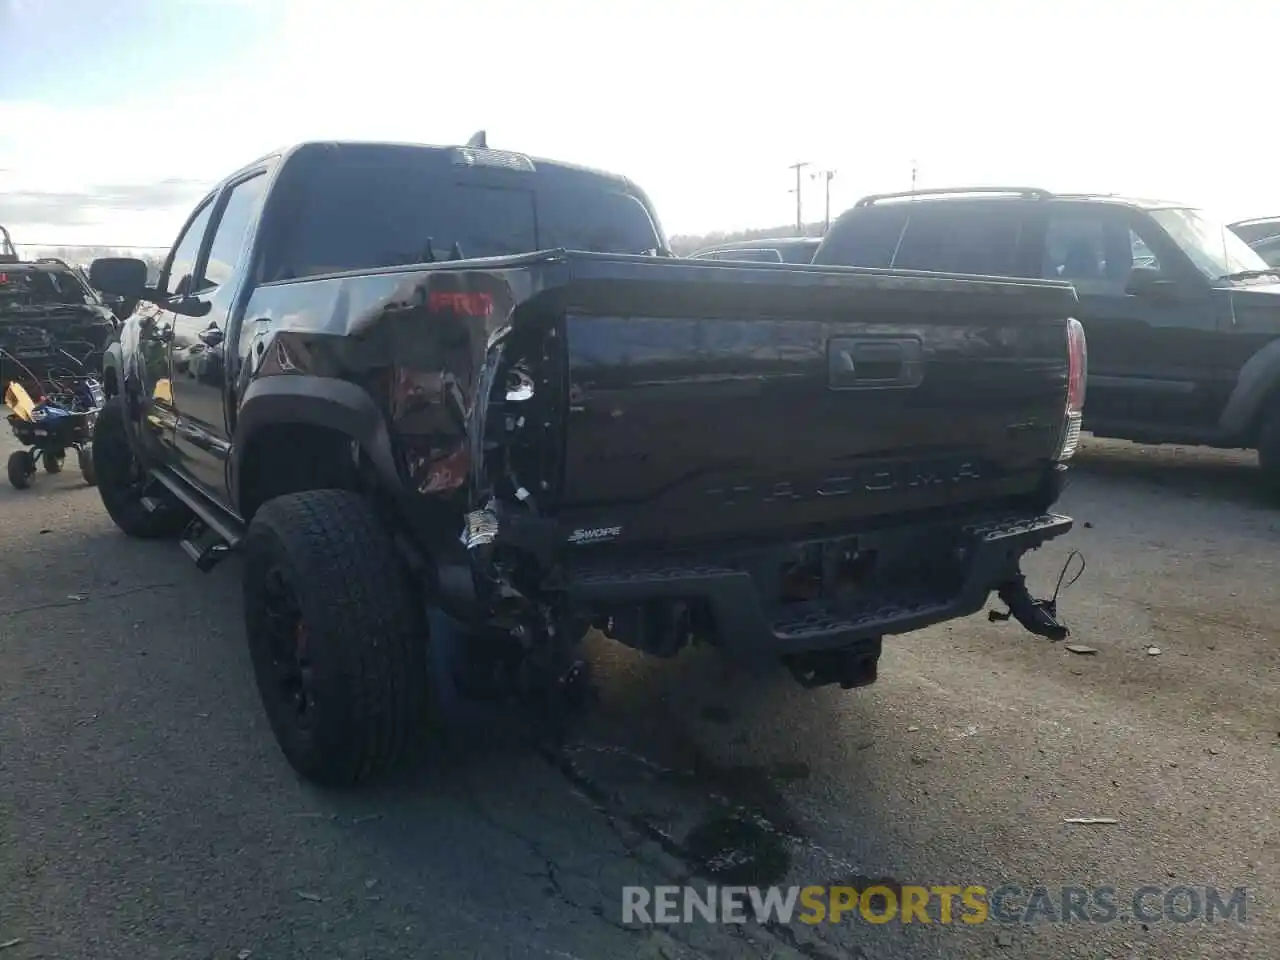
<box><xmin>988</xmin><ymin>550</ymin><xmax>1085</xmax><ymax>642</ymax></box>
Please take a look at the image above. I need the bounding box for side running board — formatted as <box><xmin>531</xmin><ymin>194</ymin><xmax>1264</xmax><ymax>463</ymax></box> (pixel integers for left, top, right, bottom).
<box><xmin>146</xmin><ymin>468</ymin><xmax>245</xmax><ymax>572</ymax></box>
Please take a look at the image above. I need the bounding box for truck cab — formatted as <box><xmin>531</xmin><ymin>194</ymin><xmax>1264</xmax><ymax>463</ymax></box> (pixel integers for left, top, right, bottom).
<box><xmin>95</xmin><ymin>139</ymin><xmax>671</xmax><ymax>494</ymax></box>
<box><xmin>88</xmin><ymin>145</ymin><xmax>1082</xmax><ymax>789</ymax></box>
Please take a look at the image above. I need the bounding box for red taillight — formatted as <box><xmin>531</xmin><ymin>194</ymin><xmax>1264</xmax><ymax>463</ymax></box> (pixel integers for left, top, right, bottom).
<box><xmin>428</xmin><ymin>291</ymin><xmax>493</xmax><ymax>317</ymax></box>
<box><xmin>1066</xmin><ymin>317</ymin><xmax>1087</xmax><ymax>413</ymax></box>
<box><xmin>1056</xmin><ymin>318</ymin><xmax>1088</xmax><ymax>461</ymax></box>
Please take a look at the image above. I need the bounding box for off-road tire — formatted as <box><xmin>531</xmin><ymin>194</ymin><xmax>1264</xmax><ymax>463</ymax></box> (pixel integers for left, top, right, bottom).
<box><xmin>243</xmin><ymin>489</ymin><xmax>433</xmax><ymax>787</ymax></box>
<box><xmin>7</xmin><ymin>450</ymin><xmax>35</xmax><ymax>490</ymax></box>
<box><xmin>41</xmin><ymin>450</ymin><xmax>64</xmax><ymax>474</ymax></box>
<box><xmin>1257</xmin><ymin>405</ymin><xmax>1280</xmax><ymax>498</ymax></box>
<box><xmin>78</xmin><ymin>444</ymin><xmax>97</xmax><ymax>487</ymax></box>
<box><xmin>93</xmin><ymin>397</ymin><xmax>188</xmax><ymax>537</ymax></box>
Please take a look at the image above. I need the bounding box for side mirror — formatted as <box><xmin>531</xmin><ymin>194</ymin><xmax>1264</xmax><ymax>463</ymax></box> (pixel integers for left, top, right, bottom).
<box><xmin>197</xmin><ymin>325</ymin><xmax>224</xmax><ymax>347</ymax></box>
<box><xmin>1125</xmin><ymin>266</ymin><xmax>1179</xmax><ymax>299</ymax></box>
<box><xmin>89</xmin><ymin>257</ymin><xmax>149</xmax><ymax>300</ymax></box>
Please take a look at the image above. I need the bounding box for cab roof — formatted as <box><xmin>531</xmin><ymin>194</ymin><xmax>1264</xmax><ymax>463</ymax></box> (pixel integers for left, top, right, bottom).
<box><xmin>230</xmin><ymin>139</ymin><xmax>636</xmax><ymax>193</ymax></box>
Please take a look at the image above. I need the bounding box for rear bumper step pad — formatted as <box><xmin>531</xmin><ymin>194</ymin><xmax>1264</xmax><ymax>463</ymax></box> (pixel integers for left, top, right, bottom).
<box><xmin>567</xmin><ymin>513</ymin><xmax>1073</xmax><ymax>655</ymax></box>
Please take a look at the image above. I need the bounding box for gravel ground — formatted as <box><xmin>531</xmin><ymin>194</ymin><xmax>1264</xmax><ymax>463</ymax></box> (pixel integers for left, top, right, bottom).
<box><xmin>0</xmin><ymin>433</ymin><xmax>1276</xmax><ymax>960</ymax></box>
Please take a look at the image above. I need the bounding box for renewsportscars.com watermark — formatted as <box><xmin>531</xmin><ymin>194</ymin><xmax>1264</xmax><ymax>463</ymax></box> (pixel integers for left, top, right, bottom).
<box><xmin>622</xmin><ymin>884</ymin><xmax>1249</xmax><ymax>926</ymax></box>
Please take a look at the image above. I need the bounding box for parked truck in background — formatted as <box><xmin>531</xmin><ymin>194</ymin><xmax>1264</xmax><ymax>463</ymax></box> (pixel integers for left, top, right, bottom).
<box><xmin>88</xmin><ymin>139</ymin><xmax>1085</xmax><ymax>787</ymax></box>
<box><xmin>813</xmin><ymin>188</ymin><xmax>1280</xmax><ymax>493</ymax></box>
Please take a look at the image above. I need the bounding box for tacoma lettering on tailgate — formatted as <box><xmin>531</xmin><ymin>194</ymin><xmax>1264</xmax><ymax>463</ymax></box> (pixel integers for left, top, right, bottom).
<box><xmin>705</xmin><ymin>459</ymin><xmax>984</xmax><ymax>507</ymax></box>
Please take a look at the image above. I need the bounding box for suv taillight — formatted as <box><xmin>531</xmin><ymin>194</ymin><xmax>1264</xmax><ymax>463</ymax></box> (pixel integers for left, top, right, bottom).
<box><xmin>1056</xmin><ymin>317</ymin><xmax>1087</xmax><ymax>461</ymax></box>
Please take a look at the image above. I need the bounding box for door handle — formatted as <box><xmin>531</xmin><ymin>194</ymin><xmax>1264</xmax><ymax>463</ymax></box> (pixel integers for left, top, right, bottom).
<box><xmin>827</xmin><ymin>337</ymin><xmax>924</xmax><ymax>390</ymax></box>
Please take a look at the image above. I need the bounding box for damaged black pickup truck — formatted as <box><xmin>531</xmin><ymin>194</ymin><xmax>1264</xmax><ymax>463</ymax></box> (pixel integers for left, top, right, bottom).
<box><xmin>89</xmin><ymin>138</ymin><xmax>1086</xmax><ymax>786</ymax></box>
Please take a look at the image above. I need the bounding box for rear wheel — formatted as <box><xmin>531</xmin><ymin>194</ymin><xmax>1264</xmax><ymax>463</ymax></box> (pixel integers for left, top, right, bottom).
<box><xmin>93</xmin><ymin>397</ymin><xmax>188</xmax><ymax>537</ymax></box>
<box><xmin>41</xmin><ymin>449</ymin><xmax>64</xmax><ymax>474</ymax></box>
<box><xmin>243</xmin><ymin>489</ymin><xmax>433</xmax><ymax>787</ymax></box>
<box><xmin>7</xmin><ymin>450</ymin><xmax>35</xmax><ymax>490</ymax></box>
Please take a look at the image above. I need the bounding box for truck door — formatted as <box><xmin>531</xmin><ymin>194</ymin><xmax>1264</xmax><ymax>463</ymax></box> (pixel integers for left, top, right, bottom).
<box><xmin>136</xmin><ymin>197</ymin><xmax>218</xmax><ymax>466</ymax></box>
<box><xmin>169</xmin><ymin>171</ymin><xmax>268</xmax><ymax>499</ymax></box>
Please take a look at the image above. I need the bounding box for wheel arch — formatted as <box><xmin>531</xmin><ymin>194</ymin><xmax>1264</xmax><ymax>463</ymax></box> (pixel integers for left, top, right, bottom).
<box><xmin>1218</xmin><ymin>337</ymin><xmax>1280</xmax><ymax>442</ymax></box>
<box><xmin>231</xmin><ymin>376</ymin><xmax>402</xmax><ymax>520</ymax></box>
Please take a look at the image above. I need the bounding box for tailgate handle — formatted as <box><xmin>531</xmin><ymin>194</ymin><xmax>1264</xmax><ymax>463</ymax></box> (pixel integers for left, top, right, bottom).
<box><xmin>827</xmin><ymin>337</ymin><xmax>924</xmax><ymax>390</ymax></box>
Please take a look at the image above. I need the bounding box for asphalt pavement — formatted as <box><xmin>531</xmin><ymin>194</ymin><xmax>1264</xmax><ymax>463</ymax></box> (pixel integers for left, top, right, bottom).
<box><xmin>0</xmin><ymin>434</ymin><xmax>1277</xmax><ymax>960</ymax></box>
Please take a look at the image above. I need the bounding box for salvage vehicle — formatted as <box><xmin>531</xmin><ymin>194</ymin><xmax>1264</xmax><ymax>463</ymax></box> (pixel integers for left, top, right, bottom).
<box><xmin>814</xmin><ymin>188</ymin><xmax>1280</xmax><ymax>493</ymax></box>
<box><xmin>0</xmin><ymin>241</ymin><xmax>115</xmax><ymax>486</ymax></box>
<box><xmin>0</xmin><ymin>249</ymin><xmax>118</xmax><ymax>374</ymax></box>
<box><xmin>88</xmin><ymin>139</ymin><xmax>1084</xmax><ymax>787</ymax></box>
<box><xmin>688</xmin><ymin>236</ymin><xmax>821</xmax><ymax>263</ymax></box>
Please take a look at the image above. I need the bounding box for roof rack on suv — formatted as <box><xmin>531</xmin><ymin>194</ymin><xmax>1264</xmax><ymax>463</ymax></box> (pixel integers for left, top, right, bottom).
<box><xmin>0</xmin><ymin>224</ymin><xmax>17</xmax><ymax>263</ymax></box>
<box><xmin>854</xmin><ymin>187</ymin><xmax>1054</xmax><ymax>208</ymax></box>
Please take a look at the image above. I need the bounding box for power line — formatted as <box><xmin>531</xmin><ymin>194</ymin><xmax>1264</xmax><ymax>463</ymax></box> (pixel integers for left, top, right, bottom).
<box><xmin>787</xmin><ymin>161</ymin><xmax>810</xmax><ymax>233</ymax></box>
<box><xmin>811</xmin><ymin>168</ymin><xmax>837</xmax><ymax>231</ymax></box>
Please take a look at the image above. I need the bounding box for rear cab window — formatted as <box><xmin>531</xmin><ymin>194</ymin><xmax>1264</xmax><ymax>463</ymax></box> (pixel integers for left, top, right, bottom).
<box><xmin>815</xmin><ymin>201</ymin><xmax>1030</xmax><ymax>277</ymax></box>
<box><xmin>265</xmin><ymin>145</ymin><xmax>663</xmax><ymax>282</ymax></box>
<box><xmin>1256</xmin><ymin>236</ymin><xmax>1280</xmax><ymax>267</ymax></box>
<box><xmin>778</xmin><ymin>241</ymin><xmax>819</xmax><ymax>264</ymax></box>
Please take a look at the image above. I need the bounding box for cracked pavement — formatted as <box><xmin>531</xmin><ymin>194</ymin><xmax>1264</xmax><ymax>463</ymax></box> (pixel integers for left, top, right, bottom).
<box><xmin>0</xmin><ymin>433</ymin><xmax>1277</xmax><ymax>959</ymax></box>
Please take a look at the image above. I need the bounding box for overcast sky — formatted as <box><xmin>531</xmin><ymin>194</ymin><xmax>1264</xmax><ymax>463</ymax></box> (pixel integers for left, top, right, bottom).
<box><xmin>2</xmin><ymin>0</ymin><xmax>1278</xmax><ymax>252</ymax></box>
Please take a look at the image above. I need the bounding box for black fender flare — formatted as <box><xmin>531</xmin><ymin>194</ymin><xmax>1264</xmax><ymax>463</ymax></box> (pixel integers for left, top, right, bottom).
<box><xmin>230</xmin><ymin>376</ymin><xmax>401</xmax><ymax>515</ymax></box>
<box><xmin>1219</xmin><ymin>338</ymin><xmax>1280</xmax><ymax>439</ymax></box>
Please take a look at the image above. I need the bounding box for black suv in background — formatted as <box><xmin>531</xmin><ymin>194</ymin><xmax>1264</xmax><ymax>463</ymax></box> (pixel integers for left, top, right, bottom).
<box><xmin>812</xmin><ymin>187</ymin><xmax>1280</xmax><ymax>492</ymax></box>
<box><xmin>689</xmin><ymin>236</ymin><xmax>821</xmax><ymax>263</ymax></box>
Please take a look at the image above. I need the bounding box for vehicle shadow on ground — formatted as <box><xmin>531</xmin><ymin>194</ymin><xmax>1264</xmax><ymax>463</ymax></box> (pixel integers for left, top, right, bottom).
<box><xmin>0</xmin><ymin>517</ymin><xmax>970</xmax><ymax>957</ymax></box>
<box><xmin>0</xmin><ymin>464</ymin><xmax>96</xmax><ymax>504</ymax></box>
<box><xmin>312</xmin><ymin>641</ymin><xmax>903</xmax><ymax>957</ymax></box>
<box><xmin>1071</xmin><ymin>437</ymin><xmax>1268</xmax><ymax>507</ymax></box>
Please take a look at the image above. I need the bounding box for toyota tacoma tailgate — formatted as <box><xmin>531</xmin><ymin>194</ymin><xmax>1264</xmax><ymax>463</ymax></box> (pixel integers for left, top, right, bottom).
<box><xmin>548</xmin><ymin>256</ymin><xmax>1082</xmax><ymax>549</ymax></box>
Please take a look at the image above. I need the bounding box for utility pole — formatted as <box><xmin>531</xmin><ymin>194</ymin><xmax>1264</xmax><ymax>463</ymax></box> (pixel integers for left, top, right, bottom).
<box><xmin>788</xmin><ymin>161</ymin><xmax>810</xmax><ymax>233</ymax></box>
<box><xmin>911</xmin><ymin>159</ymin><xmax>918</xmax><ymax>194</ymax></box>
<box><xmin>812</xmin><ymin>168</ymin><xmax>837</xmax><ymax>231</ymax></box>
